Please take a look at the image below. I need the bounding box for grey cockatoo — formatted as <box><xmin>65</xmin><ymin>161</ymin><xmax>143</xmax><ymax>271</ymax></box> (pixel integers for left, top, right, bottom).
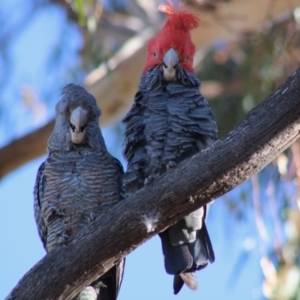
<box><xmin>122</xmin><ymin>2</ymin><xmax>217</xmax><ymax>295</ymax></box>
<box><xmin>34</xmin><ymin>84</ymin><xmax>125</xmax><ymax>300</ymax></box>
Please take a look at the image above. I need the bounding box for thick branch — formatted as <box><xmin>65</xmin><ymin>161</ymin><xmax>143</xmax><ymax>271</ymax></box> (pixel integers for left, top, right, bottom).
<box><xmin>6</xmin><ymin>68</ymin><xmax>300</xmax><ymax>300</ymax></box>
<box><xmin>0</xmin><ymin>121</ymin><xmax>55</xmax><ymax>178</ymax></box>
<box><xmin>0</xmin><ymin>0</ymin><xmax>296</xmax><ymax>179</ymax></box>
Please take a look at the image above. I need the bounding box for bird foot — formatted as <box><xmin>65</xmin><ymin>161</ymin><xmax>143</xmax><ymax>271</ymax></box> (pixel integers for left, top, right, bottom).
<box><xmin>144</xmin><ymin>176</ymin><xmax>155</xmax><ymax>186</ymax></box>
<box><xmin>167</xmin><ymin>161</ymin><xmax>177</xmax><ymax>170</ymax></box>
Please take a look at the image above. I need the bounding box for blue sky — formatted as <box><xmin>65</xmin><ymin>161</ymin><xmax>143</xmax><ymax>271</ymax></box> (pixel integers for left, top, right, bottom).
<box><xmin>0</xmin><ymin>2</ymin><xmax>265</xmax><ymax>299</ymax></box>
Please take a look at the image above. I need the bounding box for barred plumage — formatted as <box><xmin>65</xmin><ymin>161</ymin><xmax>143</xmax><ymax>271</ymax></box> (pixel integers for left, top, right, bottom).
<box><xmin>124</xmin><ymin>67</ymin><xmax>217</xmax><ymax>193</ymax></box>
<box><xmin>34</xmin><ymin>84</ymin><xmax>125</xmax><ymax>300</ymax></box>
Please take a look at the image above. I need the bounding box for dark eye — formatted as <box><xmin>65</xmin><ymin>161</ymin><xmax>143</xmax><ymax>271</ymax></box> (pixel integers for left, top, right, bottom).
<box><xmin>153</xmin><ymin>51</ymin><xmax>158</xmax><ymax>58</ymax></box>
<box><xmin>70</xmin><ymin>123</ymin><xmax>75</xmax><ymax>132</ymax></box>
<box><xmin>185</xmin><ymin>55</ymin><xmax>189</xmax><ymax>61</ymax></box>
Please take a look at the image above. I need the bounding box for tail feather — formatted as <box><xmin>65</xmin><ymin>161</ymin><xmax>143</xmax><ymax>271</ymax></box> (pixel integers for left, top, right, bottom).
<box><xmin>173</xmin><ymin>275</ymin><xmax>184</xmax><ymax>295</ymax></box>
<box><xmin>188</xmin><ymin>222</ymin><xmax>215</xmax><ymax>269</ymax></box>
<box><xmin>180</xmin><ymin>272</ymin><xmax>198</xmax><ymax>291</ymax></box>
<box><xmin>76</xmin><ymin>286</ymin><xmax>98</xmax><ymax>300</ymax></box>
<box><xmin>74</xmin><ymin>259</ymin><xmax>125</xmax><ymax>300</ymax></box>
<box><xmin>160</xmin><ymin>214</ymin><xmax>215</xmax><ymax>295</ymax></box>
<box><xmin>159</xmin><ymin>230</ymin><xmax>193</xmax><ymax>274</ymax></box>
<box><xmin>97</xmin><ymin>259</ymin><xmax>125</xmax><ymax>300</ymax></box>
<box><xmin>173</xmin><ymin>272</ymin><xmax>199</xmax><ymax>295</ymax></box>
<box><xmin>200</xmin><ymin>221</ymin><xmax>215</xmax><ymax>263</ymax></box>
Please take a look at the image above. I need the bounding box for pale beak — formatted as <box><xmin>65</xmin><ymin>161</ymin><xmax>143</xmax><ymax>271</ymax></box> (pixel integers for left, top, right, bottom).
<box><xmin>163</xmin><ymin>48</ymin><xmax>179</xmax><ymax>81</ymax></box>
<box><xmin>70</xmin><ymin>106</ymin><xmax>88</xmax><ymax>144</ymax></box>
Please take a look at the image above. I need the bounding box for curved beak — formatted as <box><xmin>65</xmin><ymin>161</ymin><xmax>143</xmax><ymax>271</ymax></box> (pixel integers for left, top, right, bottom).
<box><xmin>163</xmin><ymin>48</ymin><xmax>179</xmax><ymax>81</ymax></box>
<box><xmin>70</xmin><ymin>106</ymin><xmax>88</xmax><ymax>144</ymax></box>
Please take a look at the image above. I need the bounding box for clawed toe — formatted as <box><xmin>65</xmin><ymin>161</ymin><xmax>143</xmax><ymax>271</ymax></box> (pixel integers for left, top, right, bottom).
<box><xmin>167</xmin><ymin>161</ymin><xmax>177</xmax><ymax>170</ymax></box>
<box><xmin>144</xmin><ymin>176</ymin><xmax>155</xmax><ymax>186</ymax></box>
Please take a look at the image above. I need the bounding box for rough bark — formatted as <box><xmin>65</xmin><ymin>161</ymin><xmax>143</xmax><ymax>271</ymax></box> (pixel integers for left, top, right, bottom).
<box><xmin>0</xmin><ymin>0</ymin><xmax>297</xmax><ymax>180</ymax></box>
<box><xmin>6</xmin><ymin>67</ymin><xmax>300</xmax><ymax>300</ymax></box>
<box><xmin>0</xmin><ymin>121</ymin><xmax>55</xmax><ymax>177</ymax></box>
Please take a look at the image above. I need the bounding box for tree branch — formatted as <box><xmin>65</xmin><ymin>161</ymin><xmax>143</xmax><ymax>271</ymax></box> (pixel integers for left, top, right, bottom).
<box><xmin>6</xmin><ymin>68</ymin><xmax>300</xmax><ymax>300</ymax></box>
<box><xmin>0</xmin><ymin>0</ymin><xmax>296</xmax><ymax>180</ymax></box>
<box><xmin>0</xmin><ymin>121</ymin><xmax>54</xmax><ymax>178</ymax></box>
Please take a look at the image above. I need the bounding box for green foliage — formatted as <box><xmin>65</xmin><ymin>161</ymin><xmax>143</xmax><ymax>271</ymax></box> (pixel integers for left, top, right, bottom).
<box><xmin>198</xmin><ymin>18</ymin><xmax>299</xmax><ymax>138</ymax></box>
<box><xmin>197</xmin><ymin>17</ymin><xmax>300</xmax><ymax>299</ymax></box>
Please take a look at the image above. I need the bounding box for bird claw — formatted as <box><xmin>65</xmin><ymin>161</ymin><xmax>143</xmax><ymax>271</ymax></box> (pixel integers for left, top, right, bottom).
<box><xmin>58</xmin><ymin>232</ymin><xmax>70</xmax><ymax>245</ymax></box>
<box><xmin>167</xmin><ymin>161</ymin><xmax>177</xmax><ymax>170</ymax></box>
<box><xmin>144</xmin><ymin>176</ymin><xmax>155</xmax><ymax>186</ymax></box>
<box><xmin>88</xmin><ymin>212</ymin><xmax>96</xmax><ymax>222</ymax></box>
